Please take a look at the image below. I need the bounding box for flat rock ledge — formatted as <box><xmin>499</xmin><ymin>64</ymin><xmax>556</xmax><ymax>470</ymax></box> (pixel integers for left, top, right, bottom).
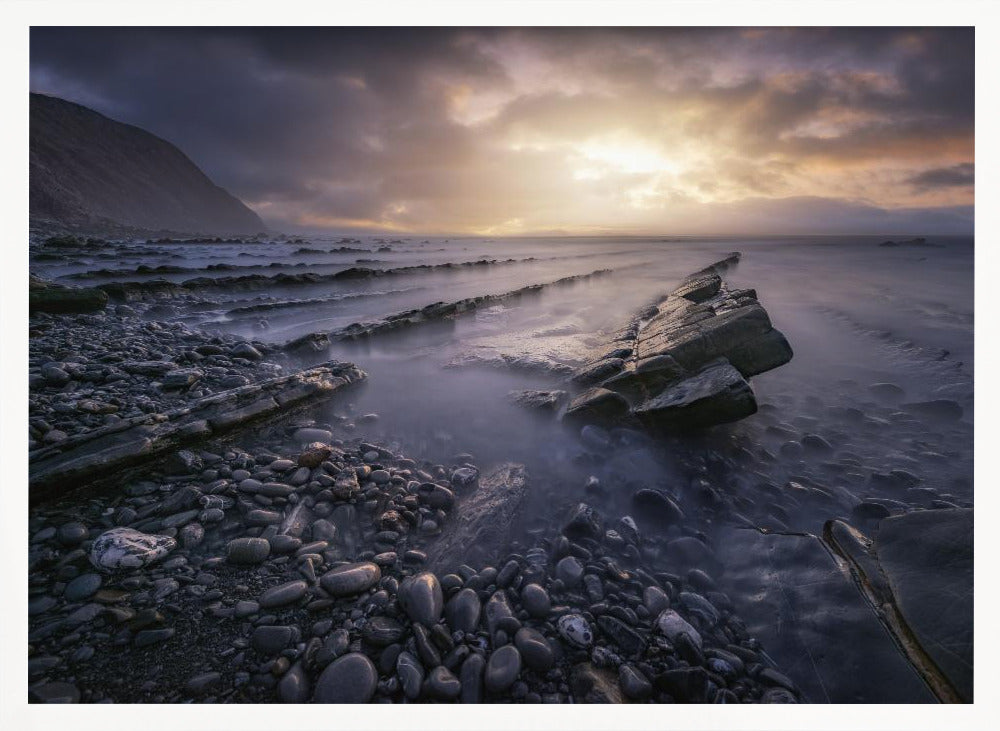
<box><xmin>283</xmin><ymin>269</ymin><xmax>614</xmax><ymax>353</ymax></box>
<box><xmin>561</xmin><ymin>253</ymin><xmax>793</xmax><ymax>431</ymax></box>
<box><xmin>29</xmin><ymin>360</ymin><xmax>366</xmax><ymax>502</ymax></box>
<box><xmin>30</xmin><ymin>275</ymin><xmax>108</xmax><ymax>314</ymax></box>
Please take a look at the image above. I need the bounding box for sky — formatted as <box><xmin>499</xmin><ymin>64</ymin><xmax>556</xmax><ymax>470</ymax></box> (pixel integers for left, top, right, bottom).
<box><xmin>30</xmin><ymin>27</ymin><xmax>974</xmax><ymax>236</ymax></box>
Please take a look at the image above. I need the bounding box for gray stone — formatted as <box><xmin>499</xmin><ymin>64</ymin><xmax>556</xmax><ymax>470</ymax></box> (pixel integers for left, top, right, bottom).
<box><xmin>634</xmin><ymin>359</ymin><xmax>756</xmax><ymax>431</ymax></box>
<box><xmin>259</xmin><ymin>580</ymin><xmax>308</xmax><ymax>608</ymax></box>
<box><xmin>514</xmin><ymin>627</ymin><xmax>554</xmax><ymax>670</ymax></box>
<box><xmin>399</xmin><ymin>572</ymin><xmax>444</xmax><ymax>626</ymax></box>
<box><xmin>655</xmin><ymin>609</ymin><xmax>702</xmax><ymax>649</ymax></box>
<box><xmin>555</xmin><ymin>556</ymin><xmax>584</xmax><ymax>588</ymax></box>
<box><xmin>226</xmin><ymin>537</ymin><xmax>270</xmax><ymax>565</ymax></box>
<box><xmin>520</xmin><ymin>583</ymin><xmax>551</xmax><ymax>618</ymax></box>
<box><xmin>362</xmin><ymin>616</ymin><xmax>405</xmax><ymax>647</ymax></box>
<box><xmin>485</xmin><ymin>644</ymin><xmax>522</xmax><ymax>694</ymax></box>
<box><xmin>460</xmin><ymin>653</ymin><xmax>485</xmax><ymax>704</ymax></box>
<box><xmin>278</xmin><ymin>662</ymin><xmax>310</xmax><ymax>703</ymax></box>
<box><xmin>426</xmin><ymin>665</ymin><xmax>462</xmax><ymax>700</ymax></box>
<box><xmin>715</xmin><ymin>526</ymin><xmax>937</xmax><ymax>703</ymax></box>
<box><xmin>252</xmin><ymin>625</ymin><xmax>296</xmax><ymax>655</ymax></box>
<box><xmin>562</xmin><ymin>387</ymin><xmax>631</xmax><ymax>427</ymax></box>
<box><xmin>426</xmin><ymin>463</ymin><xmax>527</xmax><ymax>570</ymax></box>
<box><xmin>397</xmin><ymin>651</ymin><xmax>424</xmax><ymax>700</ymax></box>
<box><xmin>57</xmin><ymin>521</ymin><xmax>89</xmax><ymax>546</ymax></box>
<box><xmin>445</xmin><ymin>588</ymin><xmax>482</xmax><ymax>633</ymax></box>
<box><xmin>319</xmin><ymin>562</ymin><xmax>381</xmax><ymax>597</ymax></box>
<box><xmin>294</xmin><ymin>427</ymin><xmax>333</xmax><ymax>443</ymax></box>
<box><xmin>64</xmin><ymin>573</ymin><xmax>102</xmax><ymax>602</ymax></box>
<box><xmin>618</xmin><ymin>663</ymin><xmax>652</xmax><ymax>699</ymax></box>
<box><xmin>313</xmin><ymin>652</ymin><xmax>377</xmax><ymax>703</ymax></box>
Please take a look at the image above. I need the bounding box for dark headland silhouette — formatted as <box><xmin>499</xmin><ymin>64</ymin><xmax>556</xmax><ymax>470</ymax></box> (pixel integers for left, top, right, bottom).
<box><xmin>30</xmin><ymin>93</ymin><xmax>264</xmax><ymax>236</ymax></box>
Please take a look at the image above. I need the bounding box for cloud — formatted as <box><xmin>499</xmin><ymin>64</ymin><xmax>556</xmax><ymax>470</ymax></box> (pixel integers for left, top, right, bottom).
<box><xmin>29</xmin><ymin>27</ymin><xmax>974</xmax><ymax>234</ymax></box>
<box><xmin>907</xmin><ymin>163</ymin><xmax>975</xmax><ymax>190</ymax></box>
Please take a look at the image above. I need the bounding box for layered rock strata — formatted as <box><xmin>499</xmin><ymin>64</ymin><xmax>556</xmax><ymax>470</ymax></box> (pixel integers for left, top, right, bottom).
<box><xmin>563</xmin><ymin>253</ymin><xmax>793</xmax><ymax>431</ymax></box>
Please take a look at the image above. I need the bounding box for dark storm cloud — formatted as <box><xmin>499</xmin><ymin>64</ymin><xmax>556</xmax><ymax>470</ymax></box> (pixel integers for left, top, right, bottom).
<box><xmin>908</xmin><ymin>163</ymin><xmax>975</xmax><ymax>190</ymax></box>
<box><xmin>29</xmin><ymin>27</ymin><xmax>974</xmax><ymax>233</ymax></box>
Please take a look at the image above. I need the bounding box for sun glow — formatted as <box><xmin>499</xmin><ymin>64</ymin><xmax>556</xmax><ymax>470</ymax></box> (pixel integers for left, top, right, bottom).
<box><xmin>572</xmin><ymin>135</ymin><xmax>682</xmax><ymax>179</ymax></box>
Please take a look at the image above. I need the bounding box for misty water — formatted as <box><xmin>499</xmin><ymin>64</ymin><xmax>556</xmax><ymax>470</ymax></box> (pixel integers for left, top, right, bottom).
<box><xmin>30</xmin><ymin>234</ymin><xmax>974</xmax><ymax>702</ymax></box>
<box><xmin>34</xmin><ymin>233</ymin><xmax>974</xmax><ymax>526</ymax></box>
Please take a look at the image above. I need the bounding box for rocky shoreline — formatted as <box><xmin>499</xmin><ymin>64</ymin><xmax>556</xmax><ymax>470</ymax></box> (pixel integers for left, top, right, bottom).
<box><xmin>26</xmin><ymin>253</ymin><xmax>972</xmax><ymax>704</ymax></box>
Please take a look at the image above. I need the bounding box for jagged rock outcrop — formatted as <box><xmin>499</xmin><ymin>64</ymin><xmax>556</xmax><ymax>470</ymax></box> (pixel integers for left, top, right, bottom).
<box><xmin>561</xmin><ymin>253</ymin><xmax>793</xmax><ymax>431</ymax></box>
<box><xmin>30</xmin><ymin>93</ymin><xmax>263</xmax><ymax>236</ymax></box>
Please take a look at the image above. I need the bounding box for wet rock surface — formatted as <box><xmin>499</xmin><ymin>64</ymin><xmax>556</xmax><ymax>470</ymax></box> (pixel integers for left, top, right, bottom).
<box><xmin>28</xmin><ymin>420</ymin><xmax>806</xmax><ymax>704</ymax></box>
<box><xmin>554</xmin><ymin>254</ymin><xmax>793</xmax><ymax>432</ymax></box>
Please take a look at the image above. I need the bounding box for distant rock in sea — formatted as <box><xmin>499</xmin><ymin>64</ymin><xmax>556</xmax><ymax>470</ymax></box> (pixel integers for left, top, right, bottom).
<box><xmin>878</xmin><ymin>237</ymin><xmax>941</xmax><ymax>247</ymax></box>
<box><xmin>30</xmin><ymin>93</ymin><xmax>264</xmax><ymax>236</ymax></box>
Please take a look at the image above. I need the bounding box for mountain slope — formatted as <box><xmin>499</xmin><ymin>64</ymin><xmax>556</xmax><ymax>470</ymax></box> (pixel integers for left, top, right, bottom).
<box><xmin>30</xmin><ymin>93</ymin><xmax>264</xmax><ymax>235</ymax></box>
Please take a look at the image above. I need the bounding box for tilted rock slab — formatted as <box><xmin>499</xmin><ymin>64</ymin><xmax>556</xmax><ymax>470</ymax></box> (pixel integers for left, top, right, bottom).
<box><xmin>426</xmin><ymin>462</ymin><xmax>527</xmax><ymax>571</ymax></box>
<box><xmin>562</xmin><ymin>253</ymin><xmax>793</xmax><ymax>431</ymax></box>
<box><xmin>283</xmin><ymin>269</ymin><xmax>615</xmax><ymax>353</ymax></box>
<box><xmin>826</xmin><ymin>509</ymin><xmax>973</xmax><ymax>703</ymax></box>
<box><xmin>29</xmin><ymin>360</ymin><xmax>365</xmax><ymax>502</ymax></box>
<box><xmin>716</xmin><ymin>525</ymin><xmax>938</xmax><ymax>703</ymax></box>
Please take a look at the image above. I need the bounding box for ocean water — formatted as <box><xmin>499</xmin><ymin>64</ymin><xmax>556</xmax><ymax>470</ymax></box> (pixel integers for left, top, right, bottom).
<box><xmin>30</xmin><ymin>233</ymin><xmax>975</xmax><ymax>702</ymax></box>
<box><xmin>32</xmin><ymin>232</ymin><xmax>975</xmax><ymax>533</ymax></box>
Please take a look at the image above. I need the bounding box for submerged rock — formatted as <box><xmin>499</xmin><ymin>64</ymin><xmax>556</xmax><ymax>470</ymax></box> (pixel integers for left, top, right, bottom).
<box><xmin>873</xmin><ymin>509</ymin><xmax>973</xmax><ymax>702</ymax></box>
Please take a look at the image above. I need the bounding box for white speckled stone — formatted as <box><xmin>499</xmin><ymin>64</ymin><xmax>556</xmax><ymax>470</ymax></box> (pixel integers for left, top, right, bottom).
<box><xmin>89</xmin><ymin>527</ymin><xmax>176</xmax><ymax>570</ymax></box>
<box><xmin>556</xmin><ymin>613</ymin><xmax>594</xmax><ymax>648</ymax></box>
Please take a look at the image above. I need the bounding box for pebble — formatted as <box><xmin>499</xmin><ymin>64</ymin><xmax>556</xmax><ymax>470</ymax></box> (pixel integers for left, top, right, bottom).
<box><xmin>399</xmin><ymin>571</ymin><xmax>444</xmax><ymax>626</ymax></box>
<box><xmin>259</xmin><ymin>580</ymin><xmax>308</xmax><ymax>608</ymax></box>
<box><xmin>252</xmin><ymin>625</ymin><xmax>296</xmax><ymax>655</ymax></box>
<box><xmin>313</xmin><ymin>652</ymin><xmax>377</xmax><ymax>703</ymax></box>
<box><xmin>186</xmin><ymin>671</ymin><xmax>222</xmax><ymax>696</ymax></box>
<box><xmin>655</xmin><ymin>609</ymin><xmax>703</xmax><ymax>649</ymax></box>
<box><xmin>460</xmin><ymin>652</ymin><xmax>485</xmax><ymax>703</ymax></box>
<box><xmin>485</xmin><ymin>644</ymin><xmax>522</xmax><ymax>694</ymax></box>
<box><xmin>226</xmin><ymin>537</ymin><xmax>271</xmax><ymax>565</ymax></box>
<box><xmin>294</xmin><ymin>427</ymin><xmax>333</xmax><ymax>444</ymax></box>
<box><xmin>514</xmin><ymin>627</ymin><xmax>555</xmax><ymax>670</ymax></box>
<box><xmin>89</xmin><ymin>528</ymin><xmax>176</xmax><ymax>570</ymax></box>
<box><xmin>319</xmin><ymin>562</ymin><xmax>381</xmax><ymax>597</ymax></box>
<box><xmin>555</xmin><ymin>556</ymin><xmax>584</xmax><ymax>587</ymax></box>
<box><xmin>445</xmin><ymin>588</ymin><xmax>482</xmax><ymax>633</ymax></box>
<box><xmin>278</xmin><ymin>662</ymin><xmax>310</xmax><ymax>703</ymax></box>
<box><xmin>557</xmin><ymin>614</ymin><xmax>594</xmax><ymax>648</ymax></box>
<box><xmin>618</xmin><ymin>663</ymin><xmax>652</xmax><ymax>699</ymax></box>
<box><xmin>426</xmin><ymin>665</ymin><xmax>462</xmax><ymax>700</ymax></box>
<box><xmin>134</xmin><ymin>628</ymin><xmax>175</xmax><ymax>647</ymax></box>
<box><xmin>362</xmin><ymin>616</ymin><xmax>405</xmax><ymax>646</ymax></box>
<box><xmin>63</xmin><ymin>573</ymin><xmax>102</xmax><ymax>602</ymax></box>
<box><xmin>57</xmin><ymin>522</ymin><xmax>89</xmax><ymax>546</ymax></box>
<box><xmin>397</xmin><ymin>651</ymin><xmax>424</xmax><ymax>699</ymax></box>
<box><xmin>520</xmin><ymin>583</ymin><xmax>551</xmax><ymax>618</ymax></box>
